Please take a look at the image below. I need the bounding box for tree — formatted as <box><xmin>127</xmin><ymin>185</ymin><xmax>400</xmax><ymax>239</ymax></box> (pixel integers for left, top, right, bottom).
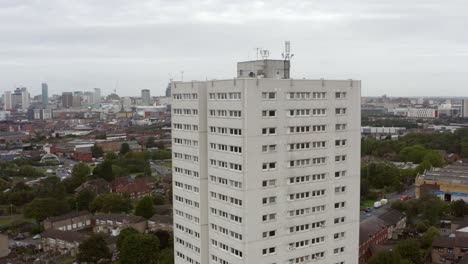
<box><xmin>423</xmin><ymin>150</ymin><xmax>444</xmax><ymax>167</ymax></box>
<box><xmin>76</xmin><ymin>189</ymin><xmax>96</xmax><ymax>211</ymax></box>
<box><xmin>158</xmin><ymin>248</ymin><xmax>174</xmax><ymax>264</ymax></box>
<box><xmin>450</xmin><ymin>200</ymin><xmax>468</xmax><ymax>217</ymax></box>
<box><xmin>120</xmin><ymin>143</ymin><xmax>131</xmax><ymax>155</ymax></box>
<box><xmin>152</xmin><ymin>230</ymin><xmax>171</xmax><ymax>249</ymax></box>
<box><xmin>90</xmin><ymin>193</ymin><xmax>132</xmax><ymax>213</ymax></box>
<box><xmin>421</xmin><ymin>226</ymin><xmax>440</xmax><ymax>248</ymax></box>
<box><xmin>92</xmin><ymin>160</ymin><xmax>114</xmax><ymax>182</ymax></box>
<box><xmin>396</xmin><ymin>238</ymin><xmax>422</xmax><ymax>264</ymax></box>
<box><xmin>416</xmin><ymin>219</ymin><xmax>430</xmax><ymax>233</ymax></box>
<box><xmin>105</xmin><ymin>152</ymin><xmax>118</xmax><ymax>161</ymax></box>
<box><xmin>152</xmin><ymin>194</ymin><xmax>165</xmax><ymax>206</ymax></box>
<box><xmin>18</xmin><ymin>165</ymin><xmax>44</xmax><ymax>178</ymax></box>
<box><xmin>91</xmin><ymin>144</ymin><xmax>104</xmax><ymax>158</ymax></box>
<box><xmin>119</xmin><ymin>234</ymin><xmax>160</xmax><ymax>264</ymax></box>
<box><xmin>135</xmin><ymin>196</ymin><xmax>155</xmax><ymax>219</ymax></box>
<box><xmin>145</xmin><ymin>137</ymin><xmax>156</xmax><ymax>148</ymax></box>
<box><xmin>23</xmin><ymin>197</ymin><xmax>70</xmax><ymax>221</ymax></box>
<box><xmin>77</xmin><ymin>235</ymin><xmax>111</xmax><ymax>263</ymax></box>
<box><xmin>117</xmin><ymin>227</ymin><xmax>139</xmax><ymax>252</ymax></box>
<box><xmin>369</xmin><ymin>250</ymin><xmax>401</xmax><ymax>264</ymax></box>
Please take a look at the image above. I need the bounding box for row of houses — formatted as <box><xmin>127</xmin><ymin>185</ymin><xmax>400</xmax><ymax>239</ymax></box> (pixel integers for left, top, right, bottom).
<box><xmin>40</xmin><ymin>211</ymin><xmax>172</xmax><ymax>256</ymax></box>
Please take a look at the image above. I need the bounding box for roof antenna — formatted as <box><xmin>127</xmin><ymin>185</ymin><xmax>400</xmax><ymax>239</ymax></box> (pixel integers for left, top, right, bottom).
<box><xmin>282</xmin><ymin>41</ymin><xmax>294</xmax><ymax>61</ymax></box>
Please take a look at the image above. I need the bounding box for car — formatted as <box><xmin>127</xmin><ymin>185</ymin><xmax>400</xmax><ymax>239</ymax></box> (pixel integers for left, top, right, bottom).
<box><xmin>400</xmin><ymin>195</ymin><xmax>410</xmax><ymax>201</ymax></box>
<box><xmin>32</xmin><ymin>234</ymin><xmax>41</xmax><ymax>240</ymax></box>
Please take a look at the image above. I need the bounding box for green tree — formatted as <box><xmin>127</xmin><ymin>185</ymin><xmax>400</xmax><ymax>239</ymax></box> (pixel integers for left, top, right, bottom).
<box><xmin>152</xmin><ymin>194</ymin><xmax>165</xmax><ymax>206</ymax></box>
<box><xmin>105</xmin><ymin>152</ymin><xmax>118</xmax><ymax>161</ymax></box>
<box><xmin>135</xmin><ymin>196</ymin><xmax>155</xmax><ymax>219</ymax></box>
<box><xmin>369</xmin><ymin>250</ymin><xmax>402</xmax><ymax>264</ymax></box>
<box><xmin>23</xmin><ymin>197</ymin><xmax>70</xmax><ymax>221</ymax></box>
<box><xmin>76</xmin><ymin>189</ymin><xmax>96</xmax><ymax>211</ymax></box>
<box><xmin>423</xmin><ymin>150</ymin><xmax>444</xmax><ymax>167</ymax></box>
<box><xmin>90</xmin><ymin>193</ymin><xmax>132</xmax><ymax>213</ymax></box>
<box><xmin>117</xmin><ymin>227</ymin><xmax>139</xmax><ymax>252</ymax></box>
<box><xmin>18</xmin><ymin>165</ymin><xmax>44</xmax><ymax>178</ymax></box>
<box><xmin>77</xmin><ymin>235</ymin><xmax>111</xmax><ymax>263</ymax></box>
<box><xmin>92</xmin><ymin>160</ymin><xmax>114</xmax><ymax>182</ymax></box>
<box><xmin>416</xmin><ymin>219</ymin><xmax>430</xmax><ymax>233</ymax></box>
<box><xmin>91</xmin><ymin>144</ymin><xmax>104</xmax><ymax>158</ymax></box>
<box><xmin>120</xmin><ymin>143</ymin><xmax>131</xmax><ymax>155</ymax></box>
<box><xmin>421</xmin><ymin>226</ymin><xmax>440</xmax><ymax>248</ymax></box>
<box><xmin>119</xmin><ymin>234</ymin><xmax>160</xmax><ymax>264</ymax></box>
<box><xmin>146</xmin><ymin>137</ymin><xmax>156</xmax><ymax>148</ymax></box>
<box><xmin>158</xmin><ymin>248</ymin><xmax>174</xmax><ymax>264</ymax></box>
<box><xmin>396</xmin><ymin>238</ymin><xmax>422</xmax><ymax>264</ymax></box>
<box><xmin>450</xmin><ymin>199</ymin><xmax>468</xmax><ymax>217</ymax></box>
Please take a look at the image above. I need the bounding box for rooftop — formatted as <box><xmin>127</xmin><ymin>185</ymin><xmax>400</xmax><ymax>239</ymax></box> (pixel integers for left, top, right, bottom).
<box><xmin>432</xmin><ymin>236</ymin><xmax>468</xmax><ymax>248</ymax></box>
<box><xmin>43</xmin><ymin>211</ymin><xmax>91</xmax><ymax>223</ymax></box>
<box><xmin>418</xmin><ymin>165</ymin><xmax>468</xmax><ymax>185</ymax></box>
<box><xmin>41</xmin><ymin>229</ymin><xmax>87</xmax><ymax>243</ymax></box>
<box><xmin>94</xmin><ymin>213</ymin><xmax>145</xmax><ymax>224</ymax></box>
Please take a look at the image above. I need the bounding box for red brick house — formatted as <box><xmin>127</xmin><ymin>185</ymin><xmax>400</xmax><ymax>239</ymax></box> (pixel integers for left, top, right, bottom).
<box><xmin>112</xmin><ymin>177</ymin><xmax>153</xmax><ymax>200</ymax></box>
<box><xmin>73</xmin><ymin>148</ymin><xmax>92</xmax><ymax>162</ymax></box>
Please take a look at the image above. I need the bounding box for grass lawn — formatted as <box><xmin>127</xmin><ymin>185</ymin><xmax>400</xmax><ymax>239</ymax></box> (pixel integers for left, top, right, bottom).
<box><xmin>0</xmin><ymin>217</ymin><xmax>34</xmax><ymax>226</ymax></box>
<box><xmin>360</xmin><ymin>199</ymin><xmax>375</xmax><ymax>210</ymax></box>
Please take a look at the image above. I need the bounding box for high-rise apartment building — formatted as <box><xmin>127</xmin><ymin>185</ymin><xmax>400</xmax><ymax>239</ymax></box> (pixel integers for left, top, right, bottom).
<box><xmin>21</xmin><ymin>89</ymin><xmax>30</xmax><ymax>110</ymax></box>
<box><xmin>94</xmin><ymin>88</ymin><xmax>101</xmax><ymax>104</ymax></box>
<box><xmin>141</xmin><ymin>89</ymin><xmax>151</xmax><ymax>105</ymax></box>
<box><xmin>3</xmin><ymin>91</ymin><xmax>11</xmax><ymax>110</ymax></box>
<box><xmin>172</xmin><ymin>59</ymin><xmax>361</xmax><ymax>264</ymax></box>
<box><xmin>42</xmin><ymin>83</ymin><xmax>48</xmax><ymax>109</ymax></box>
<box><xmin>62</xmin><ymin>92</ymin><xmax>73</xmax><ymax>108</ymax></box>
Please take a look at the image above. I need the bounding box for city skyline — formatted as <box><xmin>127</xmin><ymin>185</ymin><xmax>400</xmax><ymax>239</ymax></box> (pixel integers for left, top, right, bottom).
<box><xmin>1</xmin><ymin>1</ymin><xmax>468</xmax><ymax>97</ymax></box>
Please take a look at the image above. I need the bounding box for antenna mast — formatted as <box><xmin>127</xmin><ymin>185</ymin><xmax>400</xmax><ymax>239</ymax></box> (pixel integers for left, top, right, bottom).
<box><xmin>282</xmin><ymin>41</ymin><xmax>294</xmax><ymax>61</ymax></box>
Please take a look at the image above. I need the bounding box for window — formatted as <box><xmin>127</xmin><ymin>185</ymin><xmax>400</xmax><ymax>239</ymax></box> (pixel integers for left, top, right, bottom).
<box><xmin>229</xmin><ymin>92</ymin><xmax>241</xmax><ymax>99</ymax></box>
<box><xmin>262</xmin><ymin>230</ymin><xmax>276</xmax><ymax>238</ymax></box>
<box><xmin>335</xmin><ymin>139</ymin><xmax>347</xmax><ymax>147</ymax></box>
<box><xmin>336</xmin><ymin>108</ymin><xmax>347</xmax><ymax>115</ymax></box>
<box><xmin>335</xmin><ymin>92</ymin><xmax>347</xmax><ymax>99</ymax></box>
<box><xmin>287</xmin><ymin>92</ymin><xmax>310</xmax><ymax>99</ymax></box>
<box><xmin>262</xmin><ymin>162</ymin><xmax>277</xmax><ymax>171</ymax></box>
<box><xmin>334</xmin><ymin>217</ymin><xmax>346</xmax><ymax>224</ymax></box>
<box><xmin>335</xmin><ymin>170</ymin><xmax>346</xmax><ymax>178</ymax></box>
<box><xmin>262</xmin><ymin>127</ymin><xmax>276</xmax><ymax>135</ymax></box>
<box><xmin>262</xmin><ymin>92</ymin><xmax>276</xmax><ymax>100</ymax></box>
<box><xmin>335</xmin><ymin>155</ymin><xmax>347</xmax><ymax>162</ymax></box>
<box><xmin>262</xmin><ymin>196</ymin><xmax>277</xmax><ymax>205</ymax></box>
<box><xmin>334</xmin><ymin>201</ymin><xmax>346</xmax><ymax>209</ymax></box>
<box><xmin>312</xmin><ymin>125</ymin><xmax>326</xmax><ymax>132</ymax></box>
<box><xmin>262</xmin><ymin>213</ymin><xmax>276</xmax><ymax>222</ymax></box>
<box><xmin>312</xmin><ymin>92</ymin><xmax>326</xmax><ymax>99</ymax></box>
<box><xmin>262</xmin><ymin>110</ymin><xmax>276</xmax><ymax>117</ymax></box>
<box><xmin>334</xmin><ymin>232</ymin><xmax>345</xmax><ymax>240</ymax></box>
<box><xmin>334</xmin><ymin>247</ymin><xmax>345</xmax><ymax>255</ymax></box>
<box><xmin>312</xmin><ymin>108</ymin><xmax>326</xmax><ymax>116</ymax></box>
<box><xmin>335</xmin><ymin>186</ymin><xmax>346</xmax><ymax>193</ymax></box>
<box><xmin>262</xmin><ymin>179</ymin><xmax>276</xmax><ymax>188</ymax></box>
<box><xmin>262</xmin><ymin>144</ymin><xmax>276</xmax><ymax>152</ymax></box>
<box><xmin>336</xmin><ymin>123</ymin><xmax>347</xmax><ymax>131</ymax></box>
<box><xmin>262</xmin><ymin>247</ymin><xmax>276</xmax><ymax>256</ymax></box>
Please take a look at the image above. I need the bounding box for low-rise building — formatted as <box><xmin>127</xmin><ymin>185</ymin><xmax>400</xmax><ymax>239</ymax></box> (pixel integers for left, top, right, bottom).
<box><xmin>43</xmin><ymin>211</ymin><xmax>92</xmax><ymax>231</ymax></box>
<box><xmin>431</xmin><ymin>236</ymin><xmax>468</xmax><ymax>264</ymax></box>
<box><xmin>359</xmin><ymin>210</ymin><xmax>406</xmax><ymax>263</ymax></box>
<box><xmin>93</xmin><ymin>214</ymin><xmax>146</xmax><ymax>235</ymax></box>
<box><xmin>75</xmin><ymin>179</ymin><xmax>111</xmax><ymax>195</ymax></box>
<box><xmin>39</xmin><ymin>229</ymin><xmax>87</xmax><ymax>256</ymax></box>
<box><xmin>416</xmin><ymin>165</ymin><xmax>468</xmax><ymax>202</ymax></box>
<box><xmin>147</xmin><ymin>214</ymin><xmax>172</xmax><ymax>232</ymax></box>
<box><xmin>112</xmin><ymin>177</ymin><xmax>154</xmax><ymax>199</ymax></box>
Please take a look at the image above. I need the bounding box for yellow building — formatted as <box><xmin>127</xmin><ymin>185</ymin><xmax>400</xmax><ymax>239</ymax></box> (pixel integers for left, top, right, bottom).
<box><xmin>416</xmin><ymin>165</ymin><xmax>468</xmax><ymax>202</ymax></box>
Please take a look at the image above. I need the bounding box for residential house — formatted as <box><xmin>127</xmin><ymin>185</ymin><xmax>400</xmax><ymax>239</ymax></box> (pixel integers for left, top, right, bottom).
<box><xmin>39</xmin><ymin>229</ymin><xmax>87</xmax><ymax>256</ymax></box>
<box><xmin>75</xmin><ymin>179</ymin><xmax>111</xmax><ymax>195</ymax></box>
<box><xmin>147</xmin><ymin>214</ymin><xmax>172</xmax><ymax>232</ymax></box>
<box><xmin>431</xmin><ymin>236</ymin><xmax>468</xmax><ymax>264</ymax></box>
<box><xmin>112</xmin><ymin>177</ymin><xmax>153</xmax><ymax>199</ymax></box>
<box><xmin>359</xmin><ymin>210</ymin><xmax>407</xmax><ymax>263</ymax></box>
<box><xmin>43</xmin><ymin>211</ymin><xmax>92</xmax><ymax>231</ymax></box>
<box><xmin>93</xmin><ymin>214</ymin><xmax>146</xmax><ymax>235</ymax></box>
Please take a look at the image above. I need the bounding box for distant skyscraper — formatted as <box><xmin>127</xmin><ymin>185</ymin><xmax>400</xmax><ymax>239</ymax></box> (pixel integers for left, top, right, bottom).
<box><xmin>165</xmin><ymin>82</ymin><xmax>171</xmax><ymax>97</ymax></box>
<box><xmin>94</xmin><ymin>88</ymin><xmax>101</xmax><ymax>104</ymax></box>
<box><xmin>62</xmin><ymin>92</ymin><xmax>73</xmax><ymax>108</ymax></box>
<box><xmin>463</xmin><ymin>99</ymin><xmax>468</xmax><ymax>118</ymax></box>
<box><xmin>42</xmin><ymin>83</ymin><xmax>48</xmax><ymax>109</ymax></box>
<box><xmin>3</xmin><ymin>91</ymin><xmax>11</xmax><ymax>110</ymax></box>
<box><xmin>141</xmin><ymin>89</ymin><xmax>151</xmax><ymax>105</ymax></box>
<box><xmin>21</xmin><ymin>89</ymin><xmax>30</xmax><ymax>109</ymax></box>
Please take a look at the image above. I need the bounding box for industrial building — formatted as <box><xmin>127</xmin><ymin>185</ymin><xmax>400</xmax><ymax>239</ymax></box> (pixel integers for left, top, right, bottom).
<box><xmin>416</xmin><ymin>165</ymin><xmax>468</xmax><ymax>202</ymax></box>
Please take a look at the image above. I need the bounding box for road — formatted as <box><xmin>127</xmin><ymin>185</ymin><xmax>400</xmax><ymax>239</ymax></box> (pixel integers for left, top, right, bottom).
<box><xmin>360</xmin><ymin>187</ymin><xmax>415</xmax><ymax>221</ymax></box>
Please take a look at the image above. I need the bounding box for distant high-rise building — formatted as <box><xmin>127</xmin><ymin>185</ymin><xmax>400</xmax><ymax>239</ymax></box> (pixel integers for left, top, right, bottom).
<box><xmin>172</xmin><ymin>59</ymin><xmax>361</xmax><ymax>264</ymax></box>
<box><xmin>62</xmin><ymin>92</ymin><xmax>73</xmax><ymax>108</ymax></box>
<box><xmin>72</xmin><ymin>95</ymin><xmax>82</xmax><ymax>108</ymax></box>
<box><xmin>165</xmin><ymin>82</ymin><xmax>171</xmax><ymax>97</ymax></box>
<box><xmin>83</xmin><ymin>92</ymin><xmax>95</xmax><ymax>105</ymax></box>
<box><xmin>94</xmin><ymin>88</ymin><xmax>101</xmax><ymax>104</ymax></box>
<box><xmin>141</xmin><ymin>89</ymin><xmax>151</xmax><ymax>105</ymax></box>
<box><xmin>463</xmin><ymin>99</ymin><xmax>468</xmax><ymax>118</ymax></box>
<box><xmin>41</xmin><ymin>83</ymin><xmax>48</xmax><ymax>109</ymax></box>
<box><xmin>21</xmin><ymin>89</ymin><xmax>30</xmax><ymax>109</ymax></box>
<box><xmin>3</xmin><ymin>91</ymin><xmax>11</xmax><ymax>110</ymax></box>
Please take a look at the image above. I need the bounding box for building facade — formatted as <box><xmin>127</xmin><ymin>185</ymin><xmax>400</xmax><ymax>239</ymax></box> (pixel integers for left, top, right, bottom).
<box><xmin>172</xmin><ymin>60</ymin><xmax>361</xmax><ymax>264</ymax></box>
<box><xmin>416</xmin><ymin>165</ymin><xmax>468</xmax><ymax>202</ymax></box>
<box><xmin>141</xmin><ymin>89</ymin><xmax>151</xmax><ymax>105</ymax></box>
<box><xmin>42</xmin><ymin>83</ymin><xmax>48</xmax><ymax>109</ymax></box>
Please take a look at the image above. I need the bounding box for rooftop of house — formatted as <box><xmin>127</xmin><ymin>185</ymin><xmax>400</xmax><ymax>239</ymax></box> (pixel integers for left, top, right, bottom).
<box><xmin>359</xmin><ymin>209</ymin><xmax>406</xmax><ymax>245</ymax></box>
<box><xmin>94</xmin><ymin>213</ymin><xmax>145</xmax><ymax>224</ymax></box>
<box><xmin>148</xmin><ymin>214</ymin><xmax>172</xmax><ymax>224</ymax></box>
<box><xmin>432</xmin><ymin>236</ymin><xmax>468</xmax><ymax>248</ymax></box>
<box><xmin>43</xmin><ymin>211</ymin><xmax>91</xmax><ymax>223</ymax></box>
<box><xmin>41</xmin><ymin>229</ymin><xmax>87</xmax><ymax>243</ymax></box>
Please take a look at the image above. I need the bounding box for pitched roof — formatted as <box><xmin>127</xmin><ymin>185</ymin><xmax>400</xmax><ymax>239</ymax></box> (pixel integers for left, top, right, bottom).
<box><xmin>432</xmin><ymin>236</ymin><xmax>468</xmax><ymax>248</ymax></box>
<box><xmin>43</xmin><ymin>211</ymin><xmax>91</xmax><ymax>223</ymax></box>
<box><xmin>359</xmin><ymin>217</ymin><xmax>387</xmax><ymax>245</ymax></box>
<box><xmin>377</xmin><ymin>209</ymin><xmax>406</xmax><ymax>225</ymax></box>
<box><xmin>41</xmin><ymin>229</ymin><xmax>87</xmax><ymax>243</ymax></box>
<box><xmin>94</xmin><ymin>213</ymin><xmax>145</xmax><ymax>224</ymax></box>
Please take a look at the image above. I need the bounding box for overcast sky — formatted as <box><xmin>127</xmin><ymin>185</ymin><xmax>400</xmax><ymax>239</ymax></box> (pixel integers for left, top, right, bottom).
<box><xmin>1</xmin><ymin>0</ymin><xmax>468</xmax><ymax>97</ymax></box>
